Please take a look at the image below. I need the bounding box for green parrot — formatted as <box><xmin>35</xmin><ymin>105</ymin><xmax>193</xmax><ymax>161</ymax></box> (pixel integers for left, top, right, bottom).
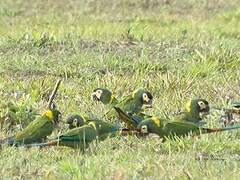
<box><xmin>136</xmin><ymin>116</ymin><xmax>240</xmax><ymax>140</ymax></box>
<box><xmin>1</xmin><ymin>108</ymin><xmax>61</xmax><ymax>146</ymax></box>
<box><xmin>26</xmin><ymin>120</ymin><xmax>135</xmax><ymax>149</ymax></box>
<box><xmin>91</xmin><ymin>88</ymin><xmax>118</xmax><ymax>106</ymax></box>
<box><xmin>121</xmin><ymin>88</ymin><xmax>153</xmax><ymax>114</ymax></box>
<box><xmin>92</xmin><ymin>88</ymin><xmax>153</xmax><ymax>119</ymax></box>
<box><xmin>114</xmin><ymin>98</ymin><xmax>209</xmax><ymax>130</ymax></box>
<box><xmin>36</xmin><ymin>122</ymin><xmax>98</xmax><ymax>150</ymax></box>
<box><xmin>175</xmin><ymin>99</ymin><xmax>210</xmax><ymax>125</ymax></box>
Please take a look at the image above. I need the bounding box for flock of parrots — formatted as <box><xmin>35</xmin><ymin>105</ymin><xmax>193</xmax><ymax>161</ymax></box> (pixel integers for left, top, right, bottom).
<box><xmin>1</xmin><ymin>85</ymin><xmax>240</xmax><ymax>151</ymax></box>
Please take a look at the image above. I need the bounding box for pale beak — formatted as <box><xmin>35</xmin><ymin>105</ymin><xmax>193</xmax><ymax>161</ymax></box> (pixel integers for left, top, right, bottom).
<box><xmin>91</xmin><ymin>92</ymin><xmax>100</xmax><ymax>101</ymax></box>
<box><xmin>144</xmin><ymin>99</ymin><xmax>153</xmax><ymax>108</ymax></box>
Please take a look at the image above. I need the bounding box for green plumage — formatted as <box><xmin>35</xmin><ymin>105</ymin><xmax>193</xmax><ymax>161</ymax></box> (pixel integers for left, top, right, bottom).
<box><xmin>174</xmin><ymin>99</ymin><xmax>210</xmax><ymax>125</ymax></box>
<box><xmin>28</xmin><ymin>120</ymin><xmax>122</xmax><ymax>149</ymax></box>
<box><xmin>1</xmin><ymin>109</ymin><xmax>60</xmax><ymax>146</ymax></box>
<box><xmin>14</xmin><ymin>117</ymin><xmax>54</xmax><ymax>144</ymax></box>
<box><xmin>137</xmin><ymin>117</ymin><xmax>240</xmax><ymax>140</ymax></box>
<box><xmin>91</xmin><ymin>88</ymin><xmax>118</xmax><ymax>106</ymax></box>
<box><xmin>118</xmin><ymin>88</ymin><xmax>153</xmax><ymax>115</ymax></box>
<box><xmin>114</xmin><ymin>99</ymin><xmax>209</xmax><ymax>130</ymax></box>
<box><xmin>57</xmin><ymin>123</ymin><xmax>98</xmax><ymax>149</ymax></box>
<box><xmin>92</xmin><ymin>88</ymin><xmax>153</xmax><ymax>126</ymax></box>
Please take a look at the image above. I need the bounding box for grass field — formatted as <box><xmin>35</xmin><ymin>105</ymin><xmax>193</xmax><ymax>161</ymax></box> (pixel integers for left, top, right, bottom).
<box><xmin>1</xmin><ymin>0</ymin><xmax>240</xmax><ymax>179</ymax></box>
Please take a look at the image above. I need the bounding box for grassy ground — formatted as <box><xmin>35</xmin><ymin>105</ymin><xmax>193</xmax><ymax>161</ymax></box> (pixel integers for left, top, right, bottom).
<box><xmin>0</xmin><ymin>0</ymin><xmax>240</xmax><ymax>179</ymax></box>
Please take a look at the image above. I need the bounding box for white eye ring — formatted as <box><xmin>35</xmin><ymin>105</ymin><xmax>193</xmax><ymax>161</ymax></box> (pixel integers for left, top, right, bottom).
<box><xmin>141</xmin><ymin>125</ymin><xmax>148</xmax><ymax>133</ymax></box>
<box><xmin>198</xmin><ymin>101</ymin><xmax>207</xmax><ymax>110</ymax></box>
<box><xmin>97</xmin><ymin>90</ymin><xmax>102</xmax><ymax>94</ymax></box>
<box><xmin>73</xmin><ymin>119</ymin><xmax>78</xmax><ymax>126</ymax></box>
<box><xmin>198</xmin><ymin>101</ymin><xmax>204</xmax><ymax>106</ymax></box>
<box><xmin>95</xmin><ymin>90</ymin><xmax>103</xmax><ymax>99</ymax></box>
<box><xmin>142</xmin><ymin>93</ymin><xmax>149</xmax><ymax>102</ymax></box>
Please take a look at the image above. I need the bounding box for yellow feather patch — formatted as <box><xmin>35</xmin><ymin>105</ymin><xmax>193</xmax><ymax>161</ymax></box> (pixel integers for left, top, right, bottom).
<box><xmin>42</xmin><ymin>110</ymin><xmax>53</xmax><ymax>121</ymax></box>
<box><xmin>88</xmin><ymin>122</ymin><xmax>97</xmax><ymax>130</ymax></box>
<box><xmin>151</xmin><ymin>116</ymin><xmax>161</xmax><ymax>127</ymax></box>
<box><xmin>185</xmin><ymin>100</ymin><xmax>192</xmax><ymax>112</ymax></box>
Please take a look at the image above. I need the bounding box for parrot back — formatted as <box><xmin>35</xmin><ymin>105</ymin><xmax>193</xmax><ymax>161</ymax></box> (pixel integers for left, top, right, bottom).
<box><xmin>163</xmin><ymin>121</ymin><xmax>200</xmax><ymax>137</ymax></box>
<box><xmin>14</xmin><ymin>116</ymin><xmax>54</xmax><ymax>144</ymax></box>
<box><xmin>58</xmin><ymin>125</ymin><xmax>98</xmax><ymax>149</ymax></box>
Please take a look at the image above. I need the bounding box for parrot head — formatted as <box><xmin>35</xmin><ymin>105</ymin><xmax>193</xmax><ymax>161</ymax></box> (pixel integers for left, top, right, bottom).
<box><xmin>185</xmin><ymin>99</ymin><xmax>210</xmax><ymax>115</ymax></box>
<box><xmin>91</xmin><ymin>88</ymin><xmax>114</xmax><ymax>105</ymax></box>
<box><xmin>133</xmin><ymin>89</ymin><xmax>153</xmax><ymax>108</ymax></box>
<box><xmin>66</xmin><ymin>114</ymin><xmax>85</xmax><ymax>129</ymax></box>
<box><xmin>136</xmin><ymin>117</ymin><xmax>161</xmax><ymax>136</ymax></box>
<box><xmin>42</xmin><ymin>109</ymin><xmax>61</xmax><ymax>124</ymax></box>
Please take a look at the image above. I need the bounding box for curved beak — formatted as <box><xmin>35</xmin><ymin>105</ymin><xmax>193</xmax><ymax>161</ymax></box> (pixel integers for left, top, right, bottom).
<box><xmin>91</xmin><ymin>92</ymin><xmax>100</xmax><ymax>102</ymax></box>
<box><xmin>201</xmin><ymin>105</ymin><xmax>210</xmax><ymax>115</ymax></box>
<box><xmin>144</xmin><ymin>99</ymin><xmax>153</xmax><ymax>108</ymax></box>
<box><xmin>65</xmin><ymin>122</ymin><xmax>75</xmax><ymax>129</ymax></box>
<box><xmin>136</xmin><ymin>126</ymin><xmax>149</xmax><ymax>137</ymax></box>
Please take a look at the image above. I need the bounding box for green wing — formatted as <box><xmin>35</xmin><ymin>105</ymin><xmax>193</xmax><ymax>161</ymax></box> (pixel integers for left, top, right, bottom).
<box><xmin>58</xmin><ymin>125</ymin><xmax>98</xmax><ymax>149</ymax></box>
<box><xmin>163</xmin><ymin>121</ymin><xmax>200</xmax><ymax>137</ymax></box>
<box><xmin>15</xmin><ymin>116</ymin><xmax>54</xmax><ymax>144</ymax></box>
<box><xmin>103</xmin><ymin>95</ymin><xmax>133</xmax><ymax>118</ymax></box>
<box><xmin>60</xmin><ymin>125</ymin><xmax>97</xmax><ymax>141</ymax></box>
<box><xmin>122</xmin><ymin>97</ymin><xmax>143</xmax><ymax>114</ymax></box>
<box><xmin>93</xmin><ymin>120</ymin><xmax>120</xmax><ymax>137</ymax></box>
<box><xmin>114</xmin><ymin>107</ymin><xmax>144</xmax><ymax>129</ymax></box>
<box><xmin>174</xmin><ymin>111</ymin><xmax>204</xmax><ymax>125</ymax></box>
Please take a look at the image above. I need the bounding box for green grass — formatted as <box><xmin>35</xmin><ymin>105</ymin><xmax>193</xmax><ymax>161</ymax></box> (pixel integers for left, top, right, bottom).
<box><xmin>1</xmin><ymin>0</ymin><xmax>240</xmax><ymax>179</ymax></box>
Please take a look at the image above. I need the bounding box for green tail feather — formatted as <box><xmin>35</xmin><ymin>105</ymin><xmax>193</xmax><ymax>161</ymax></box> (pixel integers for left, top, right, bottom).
<box><xmin>202</xmin><ymin>124</ymin><xmax>240</xmax><ymax>134</ymax></box>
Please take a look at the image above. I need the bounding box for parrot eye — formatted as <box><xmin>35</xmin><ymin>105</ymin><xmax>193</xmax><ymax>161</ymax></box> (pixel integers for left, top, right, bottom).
<box><xmin>198</xmin><ymin>101</ymin><xmax>206</xmax><ymax>110</ymax></box>
<box><xmin>97</xmin><ymin>90</ymin><xmax>102</xmax><ymax>94</ymax></box>
<box><xmin>72</xmin><ymin>119</ymin><xmax>78</xmax><ymax>126</ymax></box>
<box><xmin>142</xmin><ymin>93</ymin><xmax>149</xmax><ymax>103</ymax></box>
<box><xmin>95</xmin><ymin>90</ymin><xmax>103</xmax><ymax>99</ymax></box>
<box><xmin>141</xmin><ymin>125</ymin><xmax>148</xmax><ymax>133</ymax></box>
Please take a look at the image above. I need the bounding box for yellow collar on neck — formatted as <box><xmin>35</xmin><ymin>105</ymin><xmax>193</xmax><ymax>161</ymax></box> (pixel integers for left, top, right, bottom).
<box><xmin>42</xmin><ymin>110</ymin><xmax>53</xmax><ymax>121</ymax></box>
<box><xmin>185</xmin><ymin>100</ymin><xmax>192</xmax><ymax>112</ymax></box>
<box><xmin>151</xmin><ymin>116</ymin><xmax>161</xmax><ymax>127</ymax></box>
<box><xmin>88</xmin><ymin>122</ymin><xmax>97</xmax><ymax>130</ymax></box>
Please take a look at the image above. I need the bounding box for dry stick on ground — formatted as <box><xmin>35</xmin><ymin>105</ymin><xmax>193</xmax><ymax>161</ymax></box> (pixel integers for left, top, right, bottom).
<box><xmin>47</xmin><ymin>79</ymin><xmax>62</xmax><ymax>109</ymax></box>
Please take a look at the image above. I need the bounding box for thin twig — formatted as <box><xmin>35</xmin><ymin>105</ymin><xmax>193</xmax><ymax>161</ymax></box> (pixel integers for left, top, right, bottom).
<box><xmin>47</xmin><ymin>79</ymin><xmax>62</xmax><ymax>108</ymax></box>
